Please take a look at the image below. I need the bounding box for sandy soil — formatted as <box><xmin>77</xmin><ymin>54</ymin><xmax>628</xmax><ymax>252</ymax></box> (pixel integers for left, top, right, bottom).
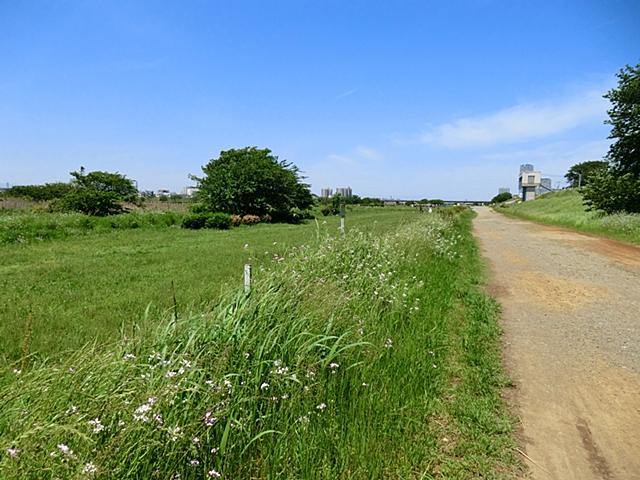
<box><xmin>473</xmin><ymin>207</ymin><xmax>640</xmax><ymax>480</ymax></box>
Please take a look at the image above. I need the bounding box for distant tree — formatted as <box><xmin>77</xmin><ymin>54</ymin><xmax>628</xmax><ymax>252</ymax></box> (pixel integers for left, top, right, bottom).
<box><xmin>565</xmin><ymin>161</ymin><xmax>608</xmax><ymax>187</ymax></box>
<box><xmin>192</xmin><ymin>147</ymin><xmax>313</xmax><ymax>221</ymax></box>
<box><xmin>70</xmin><ymin>167</ymin><xmax>138</xmax><ymax>200</ymax></box>
<box><xmin>4</xmin><ymin>182</ymin><xmax>74</xmax><ymax>201</ymax></box>
<box><xmin>54</xmin><ymin>168</ymin><xmax>138</xmax><ymax>216</ymax></box>
<box><xmin>429</xmin><ymin>199</ymin><xmax>445</xmax><ymax>206</ymax></box>
<box><xmin>491</xmin><ymin>192</ymin><xmax>513</xmax><ymax>203</ymax></box>
<box><xmin>583</xmin><ymin>63</ymin><xmax>640</xmax><ymax>213</ymax></box>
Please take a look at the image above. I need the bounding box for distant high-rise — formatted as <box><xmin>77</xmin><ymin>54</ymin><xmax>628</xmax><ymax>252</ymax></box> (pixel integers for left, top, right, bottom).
<box><xmin>498</xmin><ymin>187</ymin><xmax>510</xmax><ymax>194</ymax></box>
<box><xmin>335</xmin><ymin>187</ymin><xmax>352</xmax><ymax>198</ymax></box>
<box><xmin>537</xmin><ymin>177</ymin><xmax>553</xmax><ymax>195</ymax></box>
<box><xmin>520</xmin><ymin>164</ymin><xmax>534</xmax><ymax>173</ymax></box>
<box><xmin>320</xmin><ymin>188</ymin><xmax>333</xmax><ymax>198</ymax></box>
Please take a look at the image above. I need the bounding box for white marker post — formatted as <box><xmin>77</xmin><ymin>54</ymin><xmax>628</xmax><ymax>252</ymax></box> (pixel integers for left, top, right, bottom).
<box><xmin>339</xmin><ymin>204</ymin><xmax>346</xmax><ymax>234</ymax></box>
<box><xmin>244</xmin><ymin>264</ymin><xmax>252</xmax><ymax>293</ymax></box>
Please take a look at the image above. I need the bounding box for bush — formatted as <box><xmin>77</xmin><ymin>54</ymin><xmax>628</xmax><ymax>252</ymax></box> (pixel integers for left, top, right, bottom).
<box><xmin>181</xmin><ymin>213</ymin><xmax>209</xmax><ymax>230</ymax></box>
<box><xmin>241</xmin><ymin>214</ymin><xmax>261</xmax><ymax>225</ymax></box>
<box><xmin>231</xmin><ymin>214</ymin><xmax>242</xmax><ymax>227</ymax></box>
<box><xmin>52</xmin><ymin>189</ymin><xmax>124</xmax><ymax>216</ymax></box>
<box><xmin>583</xmin><ymin>171</ymin><xmax>640</xmax><ymax>213</ymax></box>
<box><xmin>205</xmin><ymin>213</ymin><xmax>232</xmax><ymax>230</ymax></box>
<box><xmin>491</xmin><ymin>192</ymin><xmax>513</xmax><ymax>203</ymax></box>
<box><xmin>261</xmin><ymin>214</ymin><xmax>272</xmax><ymax>223</ymax></box>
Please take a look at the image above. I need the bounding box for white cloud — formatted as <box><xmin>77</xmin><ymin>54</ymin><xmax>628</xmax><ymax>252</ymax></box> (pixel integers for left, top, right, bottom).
<box><xmin>354</xmin><ymin>146</ymin><xmax>381</xmax><ymax>160</ymax></box>
<box><xmin>419</xmin><ymin>89</ymin><xmax>609</xmax><ymax>148</ymax></box>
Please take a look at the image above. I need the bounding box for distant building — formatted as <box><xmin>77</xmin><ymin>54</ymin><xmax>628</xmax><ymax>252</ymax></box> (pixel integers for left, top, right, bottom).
<box><xmin>537</xmin><ymin>178</ymin><xmax>553</xmax><ymax>195</ymax></box>
<box><xmin>519</xmin><ymin>170</ymin><xmax>541</xmax><ymax>201</ymax></box>
<box><xmin>320</xmin><ymin>188</ymin><xmax>333</xmax><ymax>198</ymax></box>
<box><xmin>182</xmin><ymin>186</ymin><xmax>199</xmax><ymax>197</ymax></box>
<box><xmin>519</xmin><ymin>164</ymin><xmax>534</xmax><ymax>173</ymax></box>
<box><xmin>156</xmin><ymin>189</ymin><xmax>171</xmax><ymax>197</ymax></box>
<box><xmin>335</xmin><ymin>186</ymin><xmax>352</xmax><ymax>198</ymax></box>
<box><xmin>498</xmin><ymin>187</ymin><xmax>511</xmax><ymax>194</ymax></box>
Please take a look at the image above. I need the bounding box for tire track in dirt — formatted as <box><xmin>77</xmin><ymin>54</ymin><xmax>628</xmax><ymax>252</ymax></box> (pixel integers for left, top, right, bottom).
<box><xmin>473</xmin><ymin>207</ymin><xmax>640</xmax><ymax>480</ymax></box>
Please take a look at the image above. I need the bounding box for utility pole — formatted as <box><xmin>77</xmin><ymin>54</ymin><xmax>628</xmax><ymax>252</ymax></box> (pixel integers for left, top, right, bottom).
<box><xmin>578</xmin><ymin>172</ymin><xmax>583</xmax><ymax>188</ymax></box>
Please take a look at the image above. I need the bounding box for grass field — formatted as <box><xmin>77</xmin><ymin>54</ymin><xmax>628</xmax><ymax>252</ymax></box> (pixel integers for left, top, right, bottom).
<box><xmin>0</xmin><ymin>207</ymin><xmax>416</xmax><ymax>364</ymax></box>
<box><xmin>0</xmin><ymin>207</ymin><xmax>521</xmax><ymax>479</ymax></box>
<box><xmin>498</xmin><ymin>189</ymin><xmax>640</xmax><ymax>245</ymax></box>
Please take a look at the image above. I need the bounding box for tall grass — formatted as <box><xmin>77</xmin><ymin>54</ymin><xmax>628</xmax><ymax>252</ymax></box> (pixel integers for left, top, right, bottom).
<box><xmin>0</xmin><ymin>210</ymin><xmax>520</xmax><ymax>478</ymax></box>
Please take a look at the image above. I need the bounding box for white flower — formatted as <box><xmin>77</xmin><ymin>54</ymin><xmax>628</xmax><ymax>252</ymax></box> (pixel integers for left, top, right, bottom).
<box><xmin>82</xmin><ymin>462</ymin><xmax>97</xmax><ymax>474</ymax></box>
<box><xmin>165</xmin><ymin>370</ymin><xmax>177</xmax><ymax>378</ymax></box>
<box><xmin>204</xmin><ymin>411</ymin><xmax>217</xmax><ymax>427</ymax></box>
<box><xmin>66</xmin><ymin>405</ymin><xmax>78</xmax><ymax>415</ymax></box>
<box><xmin>328</xmin><ymin>362</ymin><xmax>339</xmax><ymax>373</ymax></box>
<box><xmin>316</xmin><ymin>402</ymin><xmax>327</xmax><ymax>411</ymax></box>
<box><xmin>6</xmin><ymin>447</ymin><xmax>20</xmax><ymax>458</ymax></box>
<box><xmin>168</xmin><ymin>426</ymin><xmax>182</xmax><ymax>441</ymax></box>
<box><xmin>260</xmin><ymin>382</ymin><xmax>269</xmax><ymax>391</ymax></box>
<box><xmin>189</xmin><ymin>459</ymin><xmax>200</xmax><ymax>466</ymax></box>
<box><xmin>88</xmin><ymin>418</ymin><xmax>105</xmax><ymax>433</ymax></box>
<box><xmin>122</xmin><ymin>353</ymin><xmax>136</xmax><ymax>361</ymax></box>
<box><xmin>208</xmin><ymin>469</ymin><xmax>222</xmax><ymax>478</ymax></box>
<box><xmin>384</xmin><ymin>338</ymin><xmax>393</xmax><ymax>349</ymax></box>
<box><xmin>57</xmin><ymin>443</ymin><xmax>73</xmax><ymax>456</ymax></box>
<box><xmin>12</xmin><ymin>369</ymin><xmax>21</xmax><ymax>375</ymax></box>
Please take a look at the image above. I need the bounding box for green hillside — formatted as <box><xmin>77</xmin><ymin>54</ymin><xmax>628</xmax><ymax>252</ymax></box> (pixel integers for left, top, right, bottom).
<box><xmin>498</xmin><ymin>189</ymin><xmax>640</xmax><ymax>245</ymax></box>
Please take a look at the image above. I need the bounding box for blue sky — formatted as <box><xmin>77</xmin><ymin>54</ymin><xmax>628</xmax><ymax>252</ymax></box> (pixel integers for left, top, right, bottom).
<box><xmin>1</xmin><ymin>1</ymin><xmax>638</xmax><ymax>199</ymax></box>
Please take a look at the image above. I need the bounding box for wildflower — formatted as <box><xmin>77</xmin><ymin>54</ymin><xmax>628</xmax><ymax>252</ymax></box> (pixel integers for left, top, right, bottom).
<box><xmin>297</xmin><ymin>415</ymin><xmax>310</xmax><ymax>425</ymax></box>
<box><xmin>189</xmin><ymin>459</ymin><xmax>200</xmax><ymax>466</ymax></box>
<box><xmin>57</xmin><ymin>443</ymin><xmax>73</xmax><ymax>456</ymax></box>
<box><xmin>384</xmin><ymin>338</ymin><xmax>393</xmax><ymax>349</ymax></box>
<box><xmin>208</xmin><ymin>469</ymin><xmax>222</xmax><ymax>478</ymax></box>
<box><xmin>329</xmin><ymin>362</ymin><xmax>339</xmax><ymax>373</ymax></box>
<box><xmin>192</xmin><ymin>436</ymin><xmax>200</xmax><ymax>445</ymax></box>
<box><xmin>153</xmin><ymin>413</ymin><xmax>164</xmax><ymax>425</ymax></box>
<box><xmin>244</xmin><ymin>352</ymin><xmax>250</xmax><ymax>359</ymax></box>
<box><xmin>243</xmin><ymin>243</ymin><xmax>249</xmax><ymax>249</ymax></box>
<box><xmin>168</xmin><ymin>426</ymin><xmax>182</xmax><ymax>441</ymax></box>
<box><xmin>82</xmin><ymin>462</ymin><xmax>97</xmax><ymax>474</ymax></box>
<box><xmin>260</xmin><ymin>382</ymin><xmax>269</xmax><ymax>391</ymax></box>
<box><xmin>88</xmin><ymin>418</ymin><xmax>105</xmax><ymax>433</ymax></box>
<box><xmin>316</xmin><ymin>402</ymin><xmax>327</xmax><ymax>412</ymax></box>
<box><xmin>122</xmin><ymin>353</ymin><xmax>136</xmax><ymax>361</ymax></box>
<box><xmin>165</xmin><ymin>370</ymin><xmax>178</xmax><ymax>378</ymax></box>
<box><xmin>211</xmin><ymin>447</ymin><xmax>220</xmax><ymax>455</ymax></box>
<box><xmin>204</xmin><ymin>411</ymin><xmax>217</xmax><ymax>427</ymax></box>
<box><xmin>6</xmin><ymin>447</ymin><xmax>20</xmax><ymax>458</ymax></box>
<box><xmin>66</xmin><ymin>405</ymin><xmax>78</xmax><ymax>415</ymax></box>
<box><xmin>12</xmin><ymin>368</ymin><xmax>21</xmax><ymax>375</ymax></box>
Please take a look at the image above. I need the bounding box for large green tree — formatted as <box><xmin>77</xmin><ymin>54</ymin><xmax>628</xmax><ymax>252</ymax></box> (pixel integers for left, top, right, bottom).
<box><xmin>584</xmin><ymin>63</ymin><xmax>640</xmax><ymax>213</ymax></box>
<box><xmin>565</xmin><ymin>160</ymin><xmax>608</xmax><ymax>187</ymax></box>
<box><xmin>604</xmin><ymin>64</ymin><xmax>640</xmax><ymax>176</ymax></box>
<box><xmin>192</xmin><ymin>147</ymin><xmax>313</xmax><ymax>220</ymax></box>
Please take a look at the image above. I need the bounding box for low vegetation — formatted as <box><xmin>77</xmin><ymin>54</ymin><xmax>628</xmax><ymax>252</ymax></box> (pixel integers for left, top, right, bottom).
<box><xmin>0</xmin><ymin>208</ymin><xmax>521</xmax><ymax>478</ymax></box>
<box><xmin>497</xmin><ymin>189</ymin><xmax>640</xmax><ymax>245</ymax></box>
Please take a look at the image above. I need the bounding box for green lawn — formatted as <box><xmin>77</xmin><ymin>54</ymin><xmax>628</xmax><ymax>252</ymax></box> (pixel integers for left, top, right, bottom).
<box><xmin>497</xmin><ymin>189</ymin><xmax>640</xmax><ymax>245</ymax></box>
<box><xmin>0</xmin><ymin>207</ymin><xmax>417</xmax><ymax>364</ymax></box>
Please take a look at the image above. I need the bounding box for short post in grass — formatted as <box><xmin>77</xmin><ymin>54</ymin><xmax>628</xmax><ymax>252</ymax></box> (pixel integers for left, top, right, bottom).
<box><xmin>339</xmin><ymin>203</ymin><xmax>346</xmax><ymax>234</ymax></box>
<box><xmin>244</xmin><ymin>263</ymin><xmax>252</xmax><ymax>293</ymax></box>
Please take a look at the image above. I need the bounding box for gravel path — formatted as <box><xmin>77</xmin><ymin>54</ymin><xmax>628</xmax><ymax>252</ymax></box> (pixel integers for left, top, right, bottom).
<box><xmin>473</xmin><ymin>207</ymin><xmax>640</xmax><ymax>480</ymax></box>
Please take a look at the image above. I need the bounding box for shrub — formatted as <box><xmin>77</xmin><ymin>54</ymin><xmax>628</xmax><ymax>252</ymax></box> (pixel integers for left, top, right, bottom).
<box><xmin>181</xmin><ymin>213</ymin><xmax>210</xmax><ymax>230</ymax></box>
<box><xmin>261</xmin><ymin>214</ymin><xmax>272</xmax><ymax>223</ymax></box>
<box><xmin>241</xmin><ymin>214</ymin><xmax>261</xmax><ymax>225</ymax></box>
<box><xmin>52</xmin><ymin>189</ymin><xmax>124</xmax><ymax>216</ymax></box>
<box><xmin>205</xmin><ymin>213</ymin><xmax>232</xmax><ymax>230</ymax></box>
<box><xmin>231</xmin><ymin>214</ymin><xmax>243</xmax><ymax>227</ymax></box>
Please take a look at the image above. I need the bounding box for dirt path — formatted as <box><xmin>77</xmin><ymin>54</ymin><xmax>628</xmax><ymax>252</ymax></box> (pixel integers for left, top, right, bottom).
<box><xmin>473</xmin><ymin>207</ymin><xmax>640</xmax><ymax>480</ymax></box>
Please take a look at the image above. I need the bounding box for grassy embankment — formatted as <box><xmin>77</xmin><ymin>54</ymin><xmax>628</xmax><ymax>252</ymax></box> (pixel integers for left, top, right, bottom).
<box><xmin>0</xmin><ymin>208</ymin><xmax>414</xmax><ymax>364</ymax></box>
<box><xmin>0</xmin><ymin>208</ymin><xmax>521</xmax><ymax>478</ymax></box>
<box><xmin>497</xmin><ymin>189</ymin><xmax>640</xmax><ymax>245</ymax></box>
